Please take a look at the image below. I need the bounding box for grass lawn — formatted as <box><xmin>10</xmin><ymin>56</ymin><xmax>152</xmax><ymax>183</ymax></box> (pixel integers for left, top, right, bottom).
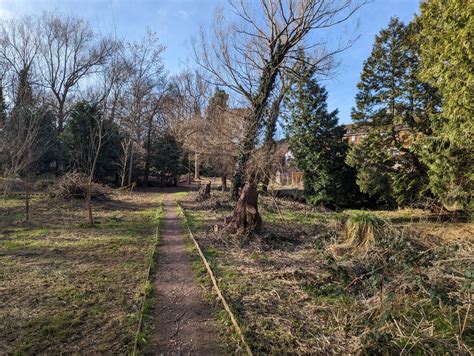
<box><xmin>0</xmin><ymin>192</ymin><xmax>163</xmax><ymax>354</ymax></box>
<box><xmin>180</xmin><ymin>190</ymin><xmax>474</xmax><ymax>354</ymax></box>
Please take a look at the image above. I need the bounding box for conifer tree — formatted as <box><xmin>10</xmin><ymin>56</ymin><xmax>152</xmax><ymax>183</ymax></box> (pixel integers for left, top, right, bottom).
<box><xmin>416</xmin><ymin>0</ymin><xmax>473</xmax><ymax>211</ymax></box>
<box><xmin>346</xmin><ymin>17</ymin><xmax>437</xmax><ymax>206</ymax></box>
<box><xmin>284</xmin><ymin>61</ymin><xmax>358</xmax><ymax>207</ymax></box>
<box><xmin>206</xmin><ymin>88</ymin><xmax>228</xmax><ymax>121</ymax></box>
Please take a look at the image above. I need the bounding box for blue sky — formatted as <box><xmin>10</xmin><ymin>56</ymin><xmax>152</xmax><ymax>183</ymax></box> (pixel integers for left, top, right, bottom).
<box><xmin>0</xmin><ymin>0</ymin><xmax>420</xmax><ymax>124</ymax></box>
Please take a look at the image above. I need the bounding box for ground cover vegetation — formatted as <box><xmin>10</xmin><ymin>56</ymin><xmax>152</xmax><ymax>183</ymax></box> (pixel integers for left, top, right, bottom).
<box><xmin>0</xmin><ymin>0</ymin><xmax>472</xmax><ymax>353</ymax></box>
<box><xmin>0</xmin><ymin>192</ymin><xmax>163</xmax><ymax>353</ymax></box>
<box><xmin>180</xmin><ymin>190</ymin><xmax>473</xmax><ymax>354</ymax></box>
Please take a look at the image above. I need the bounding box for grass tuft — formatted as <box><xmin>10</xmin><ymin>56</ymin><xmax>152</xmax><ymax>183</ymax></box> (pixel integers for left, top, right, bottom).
<box><xmin>337</xmin><ymin>212</ymin><xmax>389</xmax><ymax>256</ymax></box>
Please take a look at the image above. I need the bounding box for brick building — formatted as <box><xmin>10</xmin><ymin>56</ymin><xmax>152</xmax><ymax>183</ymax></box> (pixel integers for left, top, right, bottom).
<box><xmin>342</xmin><ymin>123</ymin><xmax>411</xmax><ymax>147</ymax></box>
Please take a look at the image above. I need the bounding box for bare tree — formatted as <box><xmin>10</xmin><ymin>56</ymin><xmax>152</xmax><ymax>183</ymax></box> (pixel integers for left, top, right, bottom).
<box><xmin>117</xmin><ymin>30</ymin><xmax>166</xmax><ymax>186</ymax></box>
<box><xmin>0</xmin><ymin>19</ymin><xmax>54</xmax><ymax>223</ymax></box>
<box><xmin>1</xmin><ymin>107</ymin><xmax>50</xmax><ymax>223</ymax></box>
<box><xmin>195</xmin><ymin>0</ymin><xmax>363</xmax><ymax>232</ymax></box>
<box><xmin>38</xmin><ymin>12</ymin><xmax>116</xmax><ymax>132</ymax></box>
<box><xmin>66</xmin><ymin>102</ymin><xmax>108</xmax><ymax>226</ymax></box>
<box><xmin>0</xmin><ymin>16</ymin><xmax>41</xmax><ymax>108</ymax></box>
<box><xmin>168</xmin><ymin>70</ymin><xmax>211</xmax><ymax>181</ymax></box>
<box><xmin>0</xmin><ymin>16</ymin><xmax>40</xmax><ymax>76</ymax></box>
<box><xmin>84</xmin><ymin>112</ymin><xmax>105</xmax><ymax>226</ymax></box>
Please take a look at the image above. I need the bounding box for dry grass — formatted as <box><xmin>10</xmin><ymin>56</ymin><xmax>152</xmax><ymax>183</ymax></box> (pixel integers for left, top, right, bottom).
<box><xmin>180</xmin><ymin>190</ymin><xmax>474</xmax><ymax>354</ymax></box>
<box><xmin>0</xmin><ymin>191</ymin><xmax>162</xmax><ymax>353</ymax></box>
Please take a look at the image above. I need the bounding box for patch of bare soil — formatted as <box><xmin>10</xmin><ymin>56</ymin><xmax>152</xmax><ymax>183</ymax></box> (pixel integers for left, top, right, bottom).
<box><xmin>147</xmin><ymin>193</ymin><xmax>224</xmax><ymax>354</ymax></box>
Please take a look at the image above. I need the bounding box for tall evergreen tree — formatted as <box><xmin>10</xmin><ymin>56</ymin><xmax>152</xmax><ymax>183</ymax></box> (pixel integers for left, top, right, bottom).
<box><xmin>206</xmin><ymin>88</ymin><xmax>229</xmax><ymax>121</ymax></box>
<box><xmin>346</xmin><ymin>17</ymin><xmax>437</xmax><ymax>206</ymax></box>
<box><xmin>284</xmin><ymin>62</ymin><xmax>358</xmax><ymax>207</ymax></box>
<box><xmin>416</xmin><ymin>0</ymin><xmax>473</xmax><ymax>211</ymax></box>
<box><xmin>151</xmin><ymin>131</ymin><xmax>185</xmax><ymax>187</ymax></box>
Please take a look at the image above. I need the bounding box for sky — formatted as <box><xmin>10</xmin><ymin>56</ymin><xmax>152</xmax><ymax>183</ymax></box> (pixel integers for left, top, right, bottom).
<box><xmin>0</xmin><ymin>0</ymin><xmax>420</xmax><ymax>124</ymax></box>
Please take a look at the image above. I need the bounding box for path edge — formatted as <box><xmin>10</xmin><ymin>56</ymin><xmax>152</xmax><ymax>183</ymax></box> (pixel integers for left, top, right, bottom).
<box><xmin>131</xmin><ymin>195</ymin><xmax>164</xmax><ymax>356</ymax></box>
<box><xmin>176</xmin><ymin>201</ymin><xmax>253</xmax><ymax>356</ymax></box>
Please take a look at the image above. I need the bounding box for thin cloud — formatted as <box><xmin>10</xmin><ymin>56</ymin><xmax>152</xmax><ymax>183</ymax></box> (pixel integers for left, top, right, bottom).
<box><xmin>176</xmin><ymin>9</ymin><xmax>190</xmax><ymax>19</ymax></box>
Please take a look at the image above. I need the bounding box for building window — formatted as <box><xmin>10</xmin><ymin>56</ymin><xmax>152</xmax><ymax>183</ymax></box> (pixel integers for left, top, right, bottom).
<box><xmin>351</xmin><ymin>135</ymin><xmax>356</xmax><ymax>143</ymax></box>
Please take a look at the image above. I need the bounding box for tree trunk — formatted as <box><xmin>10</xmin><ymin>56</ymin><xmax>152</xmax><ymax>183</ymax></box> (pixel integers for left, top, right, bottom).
<box><xmin>187</xmin><ymin>154</ymin><xmax>192</xmax><ymax>184</ymax></box>
<box><xmin>25</xmin><ymin>171</ymin><xmax>30</xmax><ymax>224</ymax></box>
<box><xmin>120</xmin><ymin>166</ymin><xmax>127</xmax><ymax>187</ymax></box>
<box><xmin>261</xmin><ymin>175</ymin><xmax>270</xmax><ymax>193</ymax></box>
<box><xmin>221</xmin><ymin>175</ymin><xmax>227</xmax><ymax>191</ymax></box>
<box><xmin>86</xmin><ymin>181</ymin><xmax>94</xmax><ymax>226</ymax></box>
<box><xmin>230</xmin><ymin>46</ymin><xmax>285</xmax><ymax>199</ymax></box>
<box><xmin>230</xmin><ymin>114</ymin><xmax>259</xmax><ymax>199</ymax></box>
<box><xmin>144</xmin><ymin>116</ymin><xmax>153</xmax><ymax>187</ymax></box>
<box><xmin>225</xmin><ymin>183</ymin><xmax>262</xmax><ymax>234</ymax></box>
<box><xmin>57</xmin><ymin>100</ymin><xmax>65</xmax><ymax>133</ymax></box>
<box><xmin>128</xmin><ymin>141</ymin><xmax>133</xmax><ymax>186</ymax></box>
<box><xmin>194</xmin><ymin>152</ymin><xmax>200</xmax><ymax>180</ymax></box>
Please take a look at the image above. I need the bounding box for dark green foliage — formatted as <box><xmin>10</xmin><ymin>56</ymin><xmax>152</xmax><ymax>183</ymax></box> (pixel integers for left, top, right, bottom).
<box><xmin>206</xmin><ymin>87</ymin><xmax>229</xmax><ymax>121</ymax></box>
<box><xmin>151</xmin><ymin>131</ymin><xmax>185</xmax><ymax>186</ymax></box>
<box><xmin>416</xmin><ymin>0</ymin><xmax>474</xmax><ymax>211</ymax></box>
<box><xmin>62</xmin><ymin>102</ymin><xmax>121</xmax><ymax>182</ymax></box>
<box><xmin>14</xmin><ymin>68</ymin><xmax>33</xmax><ymax>110</ymax></box>
<box><xmin>284</xmin><ymin>60</ymin><xmax>359</xmax><ymax>207</ymax></box>
<box><xmin>29</xmin><ymin>109</ymin><xmax>61</xmax><ymax>175</ymax></box>
<box><xmin>347</xmin><ymin>18</ymin><xmax>438</xmax><ymax>206</ymax></box>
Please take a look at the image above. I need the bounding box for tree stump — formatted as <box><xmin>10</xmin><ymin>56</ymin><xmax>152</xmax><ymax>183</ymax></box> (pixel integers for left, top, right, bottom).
<box><xmin>224</xmin><ymin>183</ymin><xmax>262</xmax><ymax>234</ymax></box>
<box><xmin>198</xmin><ymin>181</ymin><xmax>211</xmax><ymax>200</ymax></box>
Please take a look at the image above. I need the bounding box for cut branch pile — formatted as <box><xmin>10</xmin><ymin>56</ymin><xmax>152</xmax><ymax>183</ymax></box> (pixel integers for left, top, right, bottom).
<box><xmin>51</xmin><ymin>172</ymin><xmax>111</xmax><ymax>200</ymax></box>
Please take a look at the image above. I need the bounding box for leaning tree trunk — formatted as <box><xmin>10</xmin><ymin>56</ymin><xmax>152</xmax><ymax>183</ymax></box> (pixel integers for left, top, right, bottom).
<box><xmin>225</xmin><ymin>183</ymin><xmax>262</xmax><ymax>234</ymax></box>
<box><xmin>230</xmin><ymin>46</ymin><xmax>285</xmax><ymax>200</ymax></box>
<box><xmin>231</xmin><ymin>119</ymin><xmax>258</xmax><ymax>200</ymax></box>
